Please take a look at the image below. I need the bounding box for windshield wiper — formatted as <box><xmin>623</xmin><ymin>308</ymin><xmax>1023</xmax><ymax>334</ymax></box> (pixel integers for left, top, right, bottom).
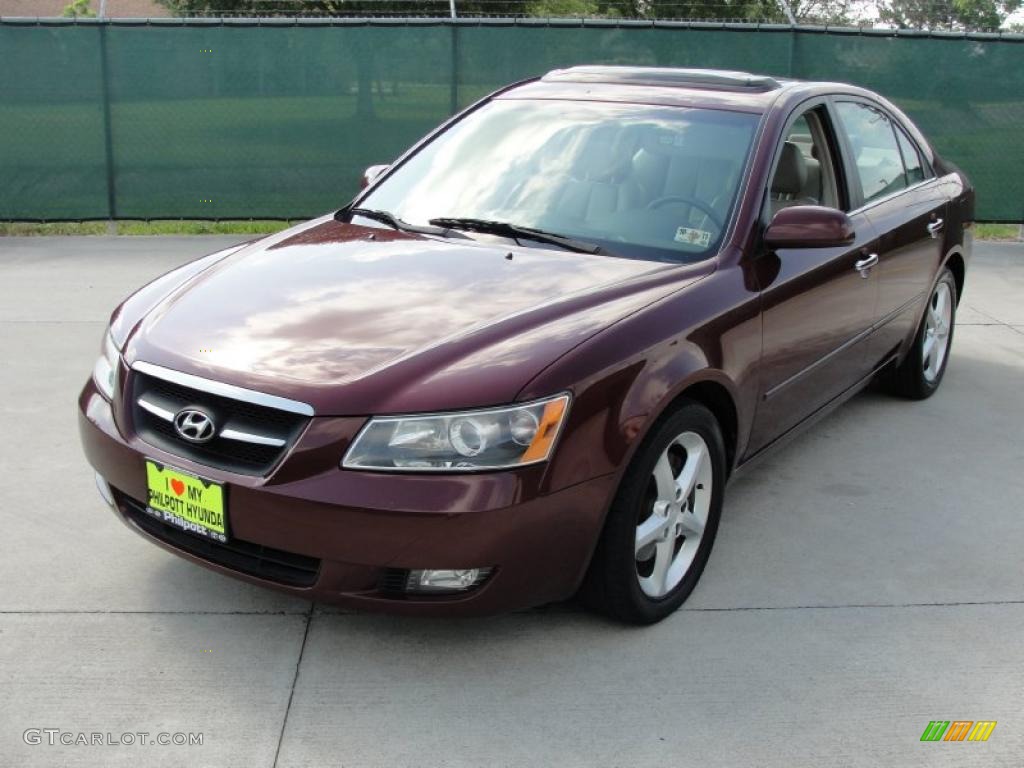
<box><xmin>343</xmin><ymin>207</ymin><xmax>459</xmax><ymax>238</ymax></box>
<box><xmin>428</xmin><ymin>217</ymin><xmax>603</xmax><ymax>255</ymax></box>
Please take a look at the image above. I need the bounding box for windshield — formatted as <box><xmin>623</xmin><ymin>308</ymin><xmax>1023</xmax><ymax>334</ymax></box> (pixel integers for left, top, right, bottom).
<box><xmin>358</xmin><ymin>99</ymin><xmax>759</xmax><ymax>263</ymax></box>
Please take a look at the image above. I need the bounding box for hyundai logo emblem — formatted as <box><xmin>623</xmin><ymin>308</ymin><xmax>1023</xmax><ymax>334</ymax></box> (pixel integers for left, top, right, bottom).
<box><xmin>173</xmin><ymin>408</ymin><xmax>217</xmax><ymax>444</ymax></box>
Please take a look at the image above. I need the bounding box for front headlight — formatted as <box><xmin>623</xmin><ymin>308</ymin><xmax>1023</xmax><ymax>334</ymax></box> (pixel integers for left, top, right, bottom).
<box><xmin>91</xmin><ymin>331</ymin><xmax>120</xmax><ymax>400</ymax></box>
<box><xmin>342</xmin><ymin>393</ymin><xmax>570</xmax><ymax>472</ymax></box>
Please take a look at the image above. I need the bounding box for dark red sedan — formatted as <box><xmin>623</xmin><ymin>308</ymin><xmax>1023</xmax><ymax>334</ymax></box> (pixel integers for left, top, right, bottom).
<box><xmin>79</xmin><ymin>67</ymin><xmax>973</xmax><ymax>623</ymax></box>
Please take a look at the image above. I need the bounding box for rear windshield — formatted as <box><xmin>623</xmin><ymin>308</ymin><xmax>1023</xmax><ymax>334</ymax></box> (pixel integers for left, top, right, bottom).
<box><xmin>360</xmin><ymin>99</ymin><xmax>759</xmax><ymax>263</ymax></box>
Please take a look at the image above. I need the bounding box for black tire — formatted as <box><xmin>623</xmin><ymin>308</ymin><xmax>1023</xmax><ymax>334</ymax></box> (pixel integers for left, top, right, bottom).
<box><xmin>581</xmin><ymin>400</ymin><xmax>726</xmax><ymax>624</ymax></box>
<box><xmin>886</xmin><ymin>267</ymin><xmax>958</xmax><ymax>400</ymax></box>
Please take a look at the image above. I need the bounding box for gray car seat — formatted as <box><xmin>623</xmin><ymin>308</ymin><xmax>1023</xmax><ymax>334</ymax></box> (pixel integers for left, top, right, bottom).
<box><xmin>770</xmin><ymin>141</ymin><xmax>822</xmax><ymax>215</ymax></box>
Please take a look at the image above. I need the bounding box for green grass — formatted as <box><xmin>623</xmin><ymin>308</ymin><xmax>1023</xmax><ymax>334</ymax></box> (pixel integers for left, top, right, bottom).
<box><xmin>0</xmin><ymin>221</ymin><xmax>110</xmax><ymax>236</ymax></box>
<box><xmin>116</xmin><ymin>220</ymin><xmax>293</xmax><ymax>236</ymax></box>
<box><xmin>974</xmin><ymin>223</ymin><xmax>1021</xmax><ymax>241</ymax></box>
<box><xmin>0</xmin><ymin>220</ymin><xmax>293</xmax><ymax>236</ymax></box>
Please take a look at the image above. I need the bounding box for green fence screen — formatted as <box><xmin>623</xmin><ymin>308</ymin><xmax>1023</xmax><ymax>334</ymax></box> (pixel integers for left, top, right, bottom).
<box><xmin>1</xmin><ymin>19</ymin><xmax>1022</xmax><ymax>221</ymax></box>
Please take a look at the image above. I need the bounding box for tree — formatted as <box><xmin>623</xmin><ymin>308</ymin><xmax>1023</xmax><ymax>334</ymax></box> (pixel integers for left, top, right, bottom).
<box><xmin>877</xmin><ymin>0</ymin><xmax>1022</xmax><ymax>30</ymax></box>
<box><xmin>157</xmin><ymin>0</ymin><xmax>529</xmax><ymax>15</ymax></box>
<box><xmin>157</xmin><ymin>0</ymin><xmax>851</xmax><ymax>19</ymax></box>
<box><xmin>526</xmin><ymin>0</ymin><xmax>607</xmax><ymax>17</ymax></box>
<box><xmin>785</xmin><ymin>0</ymin><xmax>856</xmax><ymax>23</ymax></box>
<box><xmin>62</xmin><ymin>0</ymin><xmax>96</xmax><ymax>15</ymax></box>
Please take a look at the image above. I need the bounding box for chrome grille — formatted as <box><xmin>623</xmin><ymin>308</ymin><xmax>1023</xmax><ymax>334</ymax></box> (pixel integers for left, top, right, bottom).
<box><xmin>130</xmin><ymin>369</ymin><xmax>309</xmax><ymax>475</ymax></box>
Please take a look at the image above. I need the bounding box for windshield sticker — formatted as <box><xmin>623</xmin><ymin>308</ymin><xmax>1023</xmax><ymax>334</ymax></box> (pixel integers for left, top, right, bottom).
<box><xmin>674</xmin><ymin>227</ymin><xmax>712</xmax><ymax>247</ymax></box>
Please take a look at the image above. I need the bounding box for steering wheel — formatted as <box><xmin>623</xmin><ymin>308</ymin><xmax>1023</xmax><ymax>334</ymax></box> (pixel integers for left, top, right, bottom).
<box><xmin>646</xmin><ymin>195</ymin><xmax>724</xmax><ymax>233</ymax></box>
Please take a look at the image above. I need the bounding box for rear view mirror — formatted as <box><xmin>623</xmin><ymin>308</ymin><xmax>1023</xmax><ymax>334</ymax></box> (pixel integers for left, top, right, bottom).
<box><xmin>764</xmin><ymin>205</ymin><xmax>855</xmax><ymax>249</ymax></box>
<box><xmin>361</xmin><ymin>164</ymin><xmax>390</xmax><ymax>189</ymax></box>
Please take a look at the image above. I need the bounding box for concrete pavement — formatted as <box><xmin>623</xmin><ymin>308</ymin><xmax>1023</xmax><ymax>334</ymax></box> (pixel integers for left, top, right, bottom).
<box><xmin>1</xmin><ymin>236</ymin><xmax>1021</xmax><ymax>766</ymax></box>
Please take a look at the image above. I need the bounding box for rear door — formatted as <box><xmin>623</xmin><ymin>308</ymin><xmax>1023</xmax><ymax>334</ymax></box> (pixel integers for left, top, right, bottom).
<box><xmin>747</xmin><ymin>101</ymin><xmax>882</xmax><ymax>455</ymax></box>
<box><xmin>831</xmin><ymin>100</ymin><xmax>948</xmax><ymax>370</ymax></box>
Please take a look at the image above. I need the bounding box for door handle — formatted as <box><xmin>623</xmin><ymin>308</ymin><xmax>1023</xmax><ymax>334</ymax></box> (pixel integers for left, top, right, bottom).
<box><xmin>854</xmin><ymin>253</ymin><xmax>878</xmax><ymax>277</ymax></box>
<box><xmin>926</xmin><ymin>218</ymin><xmax>944</xmax><ymax>238</ymax></box>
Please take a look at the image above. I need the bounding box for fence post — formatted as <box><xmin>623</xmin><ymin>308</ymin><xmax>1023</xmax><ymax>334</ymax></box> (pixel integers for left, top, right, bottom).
<box><xmin>786</xmin><ymin>27</ymin><xmax>798</xmax><ymax>79</ymax></box>
<box><xmin>449</xmin><ymin>22</ymin><xmax>460</xmax><ymax>115</ymax></box>
<box><xmin>98</xmin><ymin>22</ymin><xmax>118</xmax><ymax>226</ymax></box>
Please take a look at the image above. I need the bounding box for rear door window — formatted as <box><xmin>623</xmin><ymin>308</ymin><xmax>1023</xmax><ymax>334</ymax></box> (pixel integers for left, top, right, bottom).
<box><xmin>835</xmin><ymin>101</ymin><xmax>907</xmax><ymax>206</ymax></box>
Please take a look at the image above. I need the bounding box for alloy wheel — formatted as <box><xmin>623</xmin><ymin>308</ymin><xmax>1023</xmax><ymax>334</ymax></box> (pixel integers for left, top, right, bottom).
<box><xmin>922</xmin><ymin>281</ymin><xmax>953</xmax><ymax>383</ymax></box>
<box><xmin>635</xmin><ymin>430</ymin><xmax>713</xmax><ymax>598</ymax></box>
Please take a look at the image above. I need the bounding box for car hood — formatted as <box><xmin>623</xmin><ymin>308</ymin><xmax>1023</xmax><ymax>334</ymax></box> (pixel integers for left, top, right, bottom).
<box><xmin>123</xmin><ymin>216</ymin><xmax>707</xmax><ymax>415</ymax></box>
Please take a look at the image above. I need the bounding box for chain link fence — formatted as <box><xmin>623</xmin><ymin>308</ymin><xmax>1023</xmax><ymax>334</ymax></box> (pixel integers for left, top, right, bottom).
<box><xmin>1</xmin><ymin>18</ymin><xmax>1021</xmax><ymax>221</ymax></box>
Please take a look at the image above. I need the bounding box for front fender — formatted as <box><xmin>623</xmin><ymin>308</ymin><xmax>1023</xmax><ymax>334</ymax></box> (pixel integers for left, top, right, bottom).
<box><xmin>522</xmin><ymin>264</ymin><xmax>759</xmax><ymax>495</ymax></box>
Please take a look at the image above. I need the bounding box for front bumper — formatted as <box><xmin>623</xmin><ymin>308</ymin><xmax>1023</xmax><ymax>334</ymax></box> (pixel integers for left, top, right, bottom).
<box><xmin>79</xmin><ymin>380</ymin><xmax>616</xmax><ymax>616</ymax></box>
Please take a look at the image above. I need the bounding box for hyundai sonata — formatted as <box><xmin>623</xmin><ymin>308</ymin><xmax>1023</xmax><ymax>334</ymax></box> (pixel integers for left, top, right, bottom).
<box><xmin>79</xmin><ymin>67</ymin><xmax>973</xmax><ymax>623</ymax></box>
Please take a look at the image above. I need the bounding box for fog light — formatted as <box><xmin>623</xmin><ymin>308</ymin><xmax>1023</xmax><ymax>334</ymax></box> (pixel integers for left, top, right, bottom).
<box><xmin>95</xmin><ymin>472</ymin><xmax>114</xmax><ymax>507</ymax></box>
<box><xmin>406</xmin><ymin>568</ymin><xmax>492</xmax><ymax>593</ymax></box>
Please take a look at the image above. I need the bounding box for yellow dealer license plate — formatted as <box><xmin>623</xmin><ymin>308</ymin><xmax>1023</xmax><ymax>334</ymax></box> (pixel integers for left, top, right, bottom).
<box><xmin>144</xmin><ymin>460</ymin><xmax>228</xmax><ymax>543</ymax></box>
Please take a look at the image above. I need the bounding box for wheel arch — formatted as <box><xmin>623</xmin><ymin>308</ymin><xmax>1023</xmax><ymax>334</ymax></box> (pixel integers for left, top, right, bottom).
<box><xmin>943</xmin><ymin>248</ymin><xmax>966</xmax><ymax>305</ymax></box>
<box><xmin>665</xmin><ymin>379</ymin><xmax>739</xmax><ymax>474</ymax></box>
<box><xmin>624</xmin><ymin>368</ymin><xmax>743</xmax><ymax>480</ymax></box>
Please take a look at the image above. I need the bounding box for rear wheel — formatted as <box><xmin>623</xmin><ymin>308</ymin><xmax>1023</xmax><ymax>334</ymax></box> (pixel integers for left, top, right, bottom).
<box><xmin>886</xmin><ymin>268</ymin><xmax>957</xmax><ymax>399</ymax></box>
<box><xmin>582</xmin><ymin>401</ymin><xmax>725</xmax><ymax>624</ymax></box>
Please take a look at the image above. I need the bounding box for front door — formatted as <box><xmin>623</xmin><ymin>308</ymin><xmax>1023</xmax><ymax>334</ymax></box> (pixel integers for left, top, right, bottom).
<box><xmin>747</xmin><ymin>104</ymin><xmax>881</xmax><ymax>455</ymax></box>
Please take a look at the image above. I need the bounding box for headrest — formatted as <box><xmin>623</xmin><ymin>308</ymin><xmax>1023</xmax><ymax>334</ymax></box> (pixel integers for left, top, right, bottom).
<box><xmin>772</xmin><ymin>142</ymin><xmax>807</xmax><ymax>196</ymax></box>
<box><xmin>631</xmin><ymin>147</ymin><xmax>665</xmax><ymax>185</ymax></box>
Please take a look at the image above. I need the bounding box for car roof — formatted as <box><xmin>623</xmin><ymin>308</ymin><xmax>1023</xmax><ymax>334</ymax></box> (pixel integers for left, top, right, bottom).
<box><xmin>497</xmin><ymin>65</ymin><xmax>863</xmax><ymax>115</ymax></box>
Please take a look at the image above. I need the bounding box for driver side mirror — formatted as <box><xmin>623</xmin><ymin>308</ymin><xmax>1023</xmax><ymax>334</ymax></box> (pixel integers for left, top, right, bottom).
<box><xmin>361</xmin><ymin>164</ymin><xmax>390</xmax><ymax>189</ymax></box>
<box><xmin>764</xmin><ymin>205</ymin><xmax>855</xmax><ymax>249</ymax></box>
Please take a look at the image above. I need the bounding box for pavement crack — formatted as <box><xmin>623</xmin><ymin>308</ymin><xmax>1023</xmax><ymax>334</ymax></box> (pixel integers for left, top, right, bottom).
<box><xmin>0</xmin><ymin>609</ymin><xmax>311</xmax><ymax>615</ymax></box>
<box><xmin>963</xmin><ymin>304</ymin><xmax>1018</xmax><ymax>331</ymax></box>
<box><xmin>679</xmin><ymin>599</ymin><xmax>1024</xmax><ymax>613</ymax></box>
<box><xmin>3</xmin><ymin>600</ymin><xmax>1024</xmax><ymax>623</ymax></box>
<box><xmin>272</xmin><ymin>601</ymin><xmax>314</xmax><ymax>768</ymax></box>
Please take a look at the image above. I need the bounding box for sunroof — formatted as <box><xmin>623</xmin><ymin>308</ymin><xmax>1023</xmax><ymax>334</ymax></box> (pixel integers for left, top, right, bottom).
<box><xmin>542</xmin><ymin>66</ymin><xmax>782</xmax><ymax>92</ymax></box>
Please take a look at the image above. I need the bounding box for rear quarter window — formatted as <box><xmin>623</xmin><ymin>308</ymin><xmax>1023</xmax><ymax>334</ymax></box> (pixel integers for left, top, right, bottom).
<box><xmin>895</xmin><ymin>127</ymin><xmax>926</xmax><ymax>185</ymax></box>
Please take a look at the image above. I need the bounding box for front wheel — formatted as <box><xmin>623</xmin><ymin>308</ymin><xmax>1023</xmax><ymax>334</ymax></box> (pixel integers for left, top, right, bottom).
<box><xmin>582</xmin><ymin>401</ymin><xmax>725</xmax><ymax>624</ymax></box>
<box><xmin>886</xmin><ymin>267</ymin><xmax>957</xmax><ymax>399</ymax></box>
